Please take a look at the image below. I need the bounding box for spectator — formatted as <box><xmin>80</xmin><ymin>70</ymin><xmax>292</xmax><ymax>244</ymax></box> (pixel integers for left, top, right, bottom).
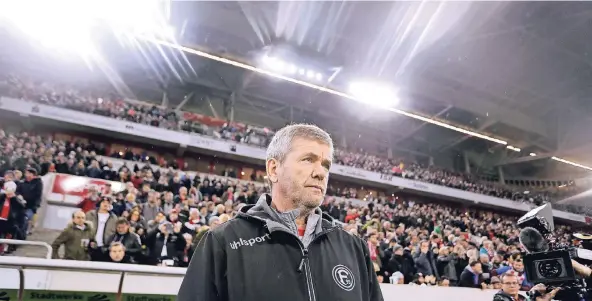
<box><xmin>178</xmin><ymin>233</ymin><xmax>195</xmax><ymax>268</ymax></box>
<box><xmin>387</xmin><ymin>245</ymin><xmax>415</xmax><ymax>284</ymax></box>
<box><xmin>107</xmin><ymin>242</ymin><xmax>131</xmax><ymax>264</ymax></box>
<box><xmin>105</xmin><ymin>218</ymin><xmax>142</xmax><ymax>263</ymax></box>
<box><xmin>438</xmin><ymin>277</ymin><xmax>450</xmax><ymax>287</ymax></box>
<box><xmin>86</xmin><ymin>197</ymin><xmax>117</xmax><ymax>260</ymax></box>
<box><xmin>493</xmin><ymin>255</ymin><xmax>533</xmax><ymax>291</ymax></box>
<box><xmin>436</xmin><ymin>246</ymin><xmax>459</xmax><ymax>286</ymax></box>
<box><xmin>367</xmin><ymin>232</ymin><xmax>383</xmax><ymax>270</ymax></box>
<box><xmin>146</xmin><ymin>221</ymin><xmax>185</xmax><ymax>266</ymax></box>
<box><xmin>17</xmin><ymin>167</ymin><xmax>43</xmax><ymax>236</ymax></box>
<box><xmin>413</xmin><ymin>240</ymin><xmax>438</xmax><ymax>278</ymax></box>
<box><xmin>459</xmin><ymin>260</ymin><xmax>485</xmax><ymax>288</ymax></box>
<box><xmin>142</xmin><ymin>192</ymin><xmax>161</xmax><ymax>222</ymax></box>
<box><xmin>77</xmin><ymin>186</ymin><xmax>101</xmax><ymax>213</ymax></box>
<box><xmin>0</xmin><ymin>181</ymin><xmax>24</xmax><ymax>253</ymax></box>
<box><xmin>51</xmin><ymin>210</ymin><xmax>93</xmax><ymax>261</ymax></box>
<box><xmin>492</xmin><ymin>270</ymin><xmax>527</xmax><ymax>301</ymax></box>
<box><xmin>490</xmin><ymin>276</ymin><xmax>502</xmax><ymax>290</ymax></box>
<box><xmin>128</xmin><ymin>209</ymin><xmax>148</xmax><ymax>230</ymax></box>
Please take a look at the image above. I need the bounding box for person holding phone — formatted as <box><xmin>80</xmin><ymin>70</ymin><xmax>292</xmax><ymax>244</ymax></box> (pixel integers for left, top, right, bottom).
<box><xmin>145</xmin><ymin>221</ymin><xmax>185</xmax><ymax>266</ymax></box>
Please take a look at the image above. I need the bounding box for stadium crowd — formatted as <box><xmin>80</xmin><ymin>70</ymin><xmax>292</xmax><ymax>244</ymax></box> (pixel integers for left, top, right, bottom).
<box><xmin>0</xmin><ymin>74</ymin><xmax>584</xmax><ymax>212</ymax></box>
<box><xmin>0</xmin><ymin>74</ymin><xmax>587</xmax><ymax>292</ymax></box>
<box><xmin>0</xmin><ymin>128</ymin><xmax>578</xmax><ymax>293</ymax></box>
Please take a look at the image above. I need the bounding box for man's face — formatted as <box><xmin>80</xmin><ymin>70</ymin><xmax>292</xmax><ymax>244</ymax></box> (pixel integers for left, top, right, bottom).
<box><xmin>420</xmin><ymin>241</ymin><xmax>430</xmax><ymax>253</ymax></box>
<box><xmin>210</xmin><ymin>219</ymin><xmax>221</xmax><ymax>228</ymax></box>
<box><xmin>73</xmin><ymin>212</ymin><xmax>86</xmax><ymax>226</ymax></box>
<box><xmin>501</xmin><ymin>275</ymin><xmax>520</xmax><ymax>295</ymax></box>
<box><xmin>116</xmin><ymin>223</ymin><xmax>129</xmax><ymax>234</ymax></box>
<box><xmin>439</xmin><ymin>279</ymin><xmax>450</xmax><ymax>287</ymax></box>
<box><xmin>99</xmin><ymin>200</ymin><xmax>110</xmax><ymax>211</ymax></box>
<box><xmin>109</xmin><ymin>245</ymin><xmax>125</xmax><ymax>262</ymax></box>
<box><xmin>473</xmin><ymin>263</ymin><xmax>483</xmax><ymax>274</ymax></box>
<box><xmin>269</xmin><ymin>138</ymin><xmax>332</xmax><ymax>210</ymax></box>
<box><xmin>513</xmin><ymin>260</ymin><xmax>524</xmax><ymax>272</ymax></box>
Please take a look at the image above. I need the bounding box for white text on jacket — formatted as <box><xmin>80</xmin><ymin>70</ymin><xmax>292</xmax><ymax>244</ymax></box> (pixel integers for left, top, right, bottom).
<box><xmin>229</xmin><ymin>233</ymin><xmax>271</xmax><ymax>249</ymax></box>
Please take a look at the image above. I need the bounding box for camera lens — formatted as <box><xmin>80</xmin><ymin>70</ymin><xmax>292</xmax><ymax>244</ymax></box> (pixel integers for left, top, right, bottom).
<box><xmin>537</xmin><ymin>259</ymin><xmax>563</xmax><ymax>279</ymax></box>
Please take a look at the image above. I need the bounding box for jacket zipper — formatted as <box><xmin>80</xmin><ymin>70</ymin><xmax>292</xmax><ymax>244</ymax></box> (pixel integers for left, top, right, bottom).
<box><xmin>274</xmin><ymin>227</ymin><xmax>335</xmax><ymax>301</ymax></box>
<box><xmin>298</xmin><ymin>248</ymin><xmax>315</xmax><ymax>301</ymax></box>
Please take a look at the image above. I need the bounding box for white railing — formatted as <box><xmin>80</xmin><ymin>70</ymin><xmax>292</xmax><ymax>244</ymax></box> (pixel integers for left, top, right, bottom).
<box><xmin>0</xmin><ymin>239</ymin><xmax>52</xmax><ymax>259</ymax></box>
<box><xmin>0</xmin><ymin>256</ymin><xmax>185</xmax><ymax>301</ymax></box>
<box><xmin>0</xmin><ymin>256</ymin><xmax>512</xmax><ymax>301</ymax></box>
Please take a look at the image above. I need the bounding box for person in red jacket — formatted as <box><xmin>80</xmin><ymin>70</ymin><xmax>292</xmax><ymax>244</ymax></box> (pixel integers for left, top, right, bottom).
<box><xmin>77</xmin><ymin>186</ymin><xmax>101</xmax><ymax>213</ymax></box>
<box><xmin>345</xmin><ymin>208</ymin><xmax>360</xmax><ymax>223</ymax></box>
<box><xmin>0</xmin><ymin>181</ymin><xmax>25</xmax><ymax>254</ymax></box>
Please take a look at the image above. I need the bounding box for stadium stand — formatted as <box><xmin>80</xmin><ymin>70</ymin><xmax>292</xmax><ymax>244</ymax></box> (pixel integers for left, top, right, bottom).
<box><xmin>0</xmin><ymin>74</ymin><xmax>589</xmax><ymax>295</ymax></box>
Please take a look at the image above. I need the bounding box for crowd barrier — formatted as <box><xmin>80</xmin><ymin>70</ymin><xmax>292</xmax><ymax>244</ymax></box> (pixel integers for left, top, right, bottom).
<box><xmin>0</xmin><ymin>257</ymin><xmax>512</xmax><ymax>301</ymax></box>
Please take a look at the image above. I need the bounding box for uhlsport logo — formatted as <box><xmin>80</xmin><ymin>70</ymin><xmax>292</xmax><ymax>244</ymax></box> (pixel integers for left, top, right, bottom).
<box><xmin>229</xmin><ymin>233</ymin><xmax>270</xmax><ymax>249</ymax></box>
<box><xmin>332</xmin><ymin>265</ymin><xmax>355</xmax><ymax>291</ymax></box>
<box><xmin>0</xmin><ymin>291</ymin><xmax>10</xmax><ymax>301</ymax></box>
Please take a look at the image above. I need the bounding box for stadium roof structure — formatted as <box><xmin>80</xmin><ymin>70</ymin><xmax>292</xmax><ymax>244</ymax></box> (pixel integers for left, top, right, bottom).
<box><xmin>3</xmin><ymin>1</ymin><xmax>592</xmax><ymax>181</ymax></box>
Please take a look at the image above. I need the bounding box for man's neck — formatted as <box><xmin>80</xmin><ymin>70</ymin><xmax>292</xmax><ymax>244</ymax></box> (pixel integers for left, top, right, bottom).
<box><xmin>270</xmin><ymin>190</ymin><xmax>315</xmax><ymax>219</ymax></box>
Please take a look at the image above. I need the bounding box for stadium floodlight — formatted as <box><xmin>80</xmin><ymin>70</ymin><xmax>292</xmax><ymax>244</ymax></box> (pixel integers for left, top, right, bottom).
<box><xmin>348</xmin><ymin>81</ymin><xmax>399</xmax><ymax>108</ymax></box>
<box><xmin>506</xmin><ymin>145</ymin><xmax>521</xmax><ymax>152</ymax></box>
<box><xmin>96</xmin><ymin>0</ymin><xmax>173</xmax><ymax>39</ymax></box>
<box><xmin>530</xmin><ymin>152</ymin><xmax>537</xmax><ymax>157</ymax></box>
<box><xmin>0</xmin><ymin>0</ymin><xmax>174</xmax><ymax>59</ymax></box>
<box><xmin>260</xmin><ymin>55</ymin><xmax>326</xmax><ymax>81</ymax></box>
<box><xmin>287</xmin><ymin>64</ymin><xmax>298</xmax><ymax>74</ymax></box>
<box><xmin>0</xmin><ymin>1</ymin><xmax>96</xmax><ymax>57</ymax></box>
<box><xmin>551</xmin><ymin>157</ymin><xmax>592</xmax><ymax>171</ymax></box>
<box><xmin>262</xmin><ymin>56</ymin><xmax>286</xmax><ymax>72</ymax></box>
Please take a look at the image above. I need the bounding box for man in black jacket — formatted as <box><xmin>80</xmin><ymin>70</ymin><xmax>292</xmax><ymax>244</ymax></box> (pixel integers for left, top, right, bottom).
<box><xmin>178</xmin><ymin>124</ymin><xmax>383</xmax><ymax>301</ymax></box>
<box><xmin>105</xmin><ymin>218</ymin><xmax>142</xmax><ymax>263</ymax></box>
<box><xmin>17</xmin><ymin>168</ymin><xmax>43</xmax><ymax>237</ymax></box>
<box><xmin>387</xmin><ymin>245</ymin><xmax>415</xmax><ymax>284</ymax></box>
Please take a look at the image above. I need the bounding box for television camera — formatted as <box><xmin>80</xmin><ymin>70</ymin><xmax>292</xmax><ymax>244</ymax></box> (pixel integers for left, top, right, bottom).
<box><xmin>518</xmin><ymin>203</ymin><xmax>592</xmax><ymax>300</ymax></box>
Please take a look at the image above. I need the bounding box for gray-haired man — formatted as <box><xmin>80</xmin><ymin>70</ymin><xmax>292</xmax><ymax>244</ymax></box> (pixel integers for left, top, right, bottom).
<box><xmin>178</xmin><ymin>124</ymin><xmax>383</xmax><ymax>301</ymax></box>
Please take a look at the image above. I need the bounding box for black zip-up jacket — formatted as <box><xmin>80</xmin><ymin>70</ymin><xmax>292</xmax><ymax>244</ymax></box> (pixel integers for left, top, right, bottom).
<box><xmin>17</xmin><ymin>177</ymin><xmax>43</xmax><ymax>211</ymax></box>
<box><xmin>178</xmin><ymin>197</ymin><xmax>383</xmax><ymax>301</ymax></box>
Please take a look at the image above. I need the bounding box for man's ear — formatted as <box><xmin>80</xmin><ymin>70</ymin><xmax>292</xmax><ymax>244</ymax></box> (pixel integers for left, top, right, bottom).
<box><xmin>266</xmin><ymin>158</ymin><xmax>279</xmax><ymax>183</ymax></box>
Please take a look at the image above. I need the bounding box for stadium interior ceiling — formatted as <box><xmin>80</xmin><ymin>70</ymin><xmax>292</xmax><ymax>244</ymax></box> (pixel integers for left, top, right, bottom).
<box><xmin>2</xmin><ymin>1</ymin><xmax>592</xmax><ymax>182</ymax></box>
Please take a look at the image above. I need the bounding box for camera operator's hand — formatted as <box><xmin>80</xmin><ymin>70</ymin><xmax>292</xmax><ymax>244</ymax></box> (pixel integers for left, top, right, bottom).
<box><xmin>530</xmin><ymin>284</ymin><xmax>560</xmax><ymax>301</ymax></box>
<box><xmin>572</xmin><ymin>259</ymin><xmax>592</xmax><ymax>277</ymax></box>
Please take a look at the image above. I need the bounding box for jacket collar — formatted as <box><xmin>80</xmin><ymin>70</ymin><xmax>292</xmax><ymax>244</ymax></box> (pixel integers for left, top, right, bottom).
<box><xmin>238</xmin><ymin>194</ymin><xmax>338</xmax><ymax>234</ymax></box>
<box><xmin>495</xmin><ymin>290</ymin><xmax>526</xmax><ymax>301</ymax></box>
